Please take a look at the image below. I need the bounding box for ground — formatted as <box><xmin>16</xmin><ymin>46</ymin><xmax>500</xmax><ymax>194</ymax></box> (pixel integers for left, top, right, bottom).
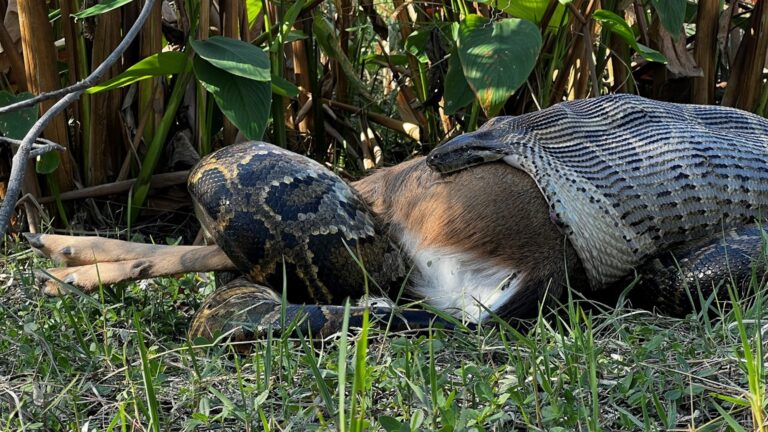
<box><xmin>0</xmin><ymin>235</ymin><xmax>766</xmax><ymax>431</ymax></box>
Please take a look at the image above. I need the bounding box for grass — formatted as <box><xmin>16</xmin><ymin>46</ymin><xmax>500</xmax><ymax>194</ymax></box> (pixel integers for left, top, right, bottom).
<box><xmin>1</xmin><ymin>236</ymin><xmax>767</xmax><ymax>431</ymax></box>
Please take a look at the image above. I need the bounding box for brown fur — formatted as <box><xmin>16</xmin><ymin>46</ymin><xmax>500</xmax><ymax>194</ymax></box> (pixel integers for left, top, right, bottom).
<box><xmin>354</xmin><ymin>157</ymin><xmax>587</xmax><ymax>317</ymax></box>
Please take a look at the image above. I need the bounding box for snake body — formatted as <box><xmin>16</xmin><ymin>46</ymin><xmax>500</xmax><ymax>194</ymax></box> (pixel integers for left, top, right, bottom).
<box><xmin>188</xmin><ymin>95</ymin><xmax>768</xmax><ymax>341</ymax></box>
<box><xmin>429</xmin><ymin>94</ymin><xmax>768</xmax><ymax>289</ymax></box>
<box><xmin>188</xmin><ymin>142</ymin><xmax>404</xmax><ymax>303</ymax></box>
<box><xmin>186</xmin><ymin>143</ymin><xmax>441</xmax><ymax>340</ymax></box>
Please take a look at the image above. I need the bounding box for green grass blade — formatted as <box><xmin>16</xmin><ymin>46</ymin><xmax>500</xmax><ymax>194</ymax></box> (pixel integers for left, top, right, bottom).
<box><xmin>337</xmin><ymin>299</ymin><xmax>352</xmax><ymax>432</ymax></box>
<box><xmin>133</xmin><ymin>313</ymin><xmax>161</xmax><ymax>431</ymax></box>
<box><xmin>300</xmin><ymin>334</ymin><xmax>337</xmax><ymax>414</ymax></box>
<box><xmin>350</xmin><ymin>307</ymin><xmax>369</xmax><ymax>432</ymax></box>
<box><xmin>712</xmin><ymin>401</ymin><xmax>748</xmax><ymax>432</ymax></box>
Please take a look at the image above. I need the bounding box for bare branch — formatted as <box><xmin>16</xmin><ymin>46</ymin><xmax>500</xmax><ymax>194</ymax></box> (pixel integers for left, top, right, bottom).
<box><xmin>0</xmin><ymin>0</ymin><xmax>159</xmax><ymax>115</ymax></box>
<box><xmin>0</xmin><ymin>136</ymin><xmax>66</xmax><ymax>157</ymax></box>
<box><xmin>0</xmin><ymin>0</ymin><xmax>159</xmax><ymax>237</ymax></box>
<box><xmin>28</xmin><ymin>144</ymin><xmax>66</xmax><ymax>158</ymax></box>
<box><xmin>36</xmin><ymin>170</ymin><xmax>189</xmax><ymax>204</ymax></box>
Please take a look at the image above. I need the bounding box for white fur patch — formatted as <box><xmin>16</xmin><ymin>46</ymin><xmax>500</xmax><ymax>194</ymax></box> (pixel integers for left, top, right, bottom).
<box><xmin>398</xmin><ymin>231</ymin><xmax>523</xmax><ymax>323</ymax></box>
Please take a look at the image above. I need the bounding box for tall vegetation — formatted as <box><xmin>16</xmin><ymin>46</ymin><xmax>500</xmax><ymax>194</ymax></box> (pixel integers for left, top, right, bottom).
<box><xmin>0</xmin><ymin>0</ymin><xmax>765</xmax><ymax>234</ymax></box>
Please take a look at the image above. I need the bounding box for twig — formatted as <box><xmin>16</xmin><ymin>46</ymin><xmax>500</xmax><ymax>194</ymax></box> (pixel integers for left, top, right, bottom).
<box><xmin>0</xmin><ymin>0</ymin><xmax>159</xmax><ymax>237</ymax></box>
<box><xmin>16</xmin><ymin>193</ymin><xmax>48</xmax><ymax>233</ymax></box>
<box><xmin>0</xmin><ymin>136</ymin><xmax>66</xmax><ymax>157</ymax></box>
<box><xmin>28</xmin><ymin>145</ymin><xmax>64</xmax><ymax>159</ymax></box>
<box><xmin>0</xmin><ymin>0</ymin><xmax>158</xmax><ymax>116</ymax></box>
<box><xmin>583</xmin><ymin>18</ymin><xmax>600</xmax><ymax>98</ymax></box>
<box><xmin>322</xmin><ymin>98</ymin><xmax>421</xmax><ymax>141</ymax></box>
<box><xmin>36</xmin><ymin>170</ymin><xmax>189</xmax><ymax>204</ymax></box>
<box><xmin>567</xmin><ymin>3</ymin><xmax>586</xmax><ymax>25</ymax></box>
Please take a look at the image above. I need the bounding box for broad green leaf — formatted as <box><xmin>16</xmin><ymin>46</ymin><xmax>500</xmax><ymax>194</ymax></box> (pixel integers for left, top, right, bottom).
<box><xmin>246</xmin><ymin>0</ymin><xmax>263</xmax><ymax>26</ymax></box>
<box><xmin>650</xmin><ymin>0</ymin><xmax>686</xmax><ymax>39</ymax></box>
<box><xmin>190</xmin><ymin>36</ymin><xmax>271</xmax><ymax>81</ymax></box>
<box><xmin>0</xmin><ymin>92</ymin><xmax>57</xmax><ymax>174</ymax></box>
<box><xmin>405</xmin><ymin>30</ymin><xmax>431</xmax><ymax>63</ymax></box>
<box><xmin>35</xmin><ymin>152</ymin><xmax>60</xmax><ymax>175</ymax></box>
<box><xmin>457</xmin><ymin>15</ymin><xmax>542</xmax><ymax>116</ymax></box>
<box><xmin>193</xmin><ymin>56</ymin><xmax>271</xmax><ymax>140</ymax></box>
<box><xmin>493</xmin><ymin>0</ymin><xmax>567</xmax><ymax>27</ymax></box>
<box><xmin>271</xmin><ymin>75</ymin><xmax>300</xmax><ymax>97</ymax></box>
<box><xmin>443</xmin><ymin>50</ymin><xmax>474</xmax><ymax>115</ymax></box>
<box><xmin>278</xmin><ymin>0</ymin><xmax>305</xmax><ymax>45</ymax></box>
<box><xmin>593</xmin><ymin>10</ymin><xmax>667</xmax><ymax>64</ymax></box>
<box><xmin>87</xmin><ymin>52</ymin><xmax>189</xmax><ymax>94</ymax></box>
<box><xmin>72</xmin><ymin>0</ymin><xmax>132</xmax><ymax>19</ymax></box>
<box><xmin>0</xmin><ymin>92</ymin><xmax>37</xmax><ymax>139</ymax></box>
<box><xmin>378</xmin><ymin>416</ymin><xmax>409</xmax><ymax>432</ymax></box>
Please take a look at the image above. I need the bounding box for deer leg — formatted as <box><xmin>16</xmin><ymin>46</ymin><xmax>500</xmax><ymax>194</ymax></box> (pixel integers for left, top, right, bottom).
<box><xmin>24</xmin><ymin>233</ymin><xmax>213</xmax><ymax>266</ymax></box>
<box><xmin>25</xmin><ymin>233</ymin><xmax>237</xmax><ymax>295</ymax></box>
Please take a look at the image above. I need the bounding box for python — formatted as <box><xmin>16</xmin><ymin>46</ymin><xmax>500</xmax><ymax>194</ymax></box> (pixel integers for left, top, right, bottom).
<box><xmin>26</xmin><ymin>94</ymin><xmax>768</xmax><ymax>340</ymax></box>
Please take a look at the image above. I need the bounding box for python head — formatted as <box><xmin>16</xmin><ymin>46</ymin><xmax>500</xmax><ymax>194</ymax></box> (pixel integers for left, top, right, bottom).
<box><xmin>427</xmin><ymin>118</ymin><xmax>520</xmax><ymax>174</ymax></box>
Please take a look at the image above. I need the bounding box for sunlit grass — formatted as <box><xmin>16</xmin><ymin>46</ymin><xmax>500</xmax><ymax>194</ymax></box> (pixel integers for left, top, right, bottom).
<box><xmin>1</xmin><ymin>235</ymin><xmax>766</xmax><ymax>431</ymax></box>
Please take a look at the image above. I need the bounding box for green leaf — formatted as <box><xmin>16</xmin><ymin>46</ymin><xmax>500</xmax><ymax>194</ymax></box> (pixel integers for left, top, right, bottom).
<box><xmin>457</xmin><ymin>15</ymin><xmax>542</xmax><ymax>116</ymax></box>
<box><xmin>246</xmin><ymin>0</ymin><xmax>263</xmax><ymax>26</ymax></box>
<box><xmin>86</xmin><ymin>52</ymin><xmax>189</xmax><ymax>94</ymax></box>
<box><xmin>443</xmin><ymin>50</ymin><xmax>474</xmax><ymax>115</ymax></box>
<box><xmin>278</xmin><ymin>0</ymin><xmax>305</xmax><ymax>44</ymax></box>
<box><xmin>710</xmin><ymin>392</ymin><xmax>751</xmax><ymax>407</ymax></box>
<box><xmin>283</xmin><ymin>30</ymin><xmax>307</xmax><ymax>44</ymax></box>
<box><xmin>193</xmin><ymin>55</ymin><xmax>271</xmax><ymax>140</ymax></box>
<box><xmin>650</xmin><ymin>0</ymin><xmax>686</xmax><ymax>39</ymax></box>
<box><xmin>405</xmin><ymin>30</ymin><xmax>431</xmax><ymax>63</ymax></box>
<box><xmin>0</xmin><ymin>91</ymin><xmax>56</xmax><ymax>187</ymax></box>
<box><xmin>0</xmin><ymin>92</ymin><xmax>37</xmax><ymax>139</ymax></box>
<box><xmin>190</xmin><ymin>36</ymin><xmax>271</xmax><ymax>81</ymax></box>
<box><xmin>378</xmin><ymin>416</ymin><xmax>408</xmax><ymax>432</ymax></box>
<box><xmin>36</xmin><ymin>152</ymin><xmax>60</xmax><ymax>175</ymax></box>
<box><xmin>271</xmin><ymin>75</ymin><xmax>300</xmax><ymax>97</ymax></box>
<box><xmin>72</xmin><ymin>0</ymin><xmax>132</xmax><ymax>19</ymax></box>
<box><xmin>492</xmin><ymin>0</ymin><xmax>567</xmax><ymax>27</ymax></box>
<box><xmin>593</xmin><ymin>10</ymin><xmax>667</xmax><ymax>64</ymax></box>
